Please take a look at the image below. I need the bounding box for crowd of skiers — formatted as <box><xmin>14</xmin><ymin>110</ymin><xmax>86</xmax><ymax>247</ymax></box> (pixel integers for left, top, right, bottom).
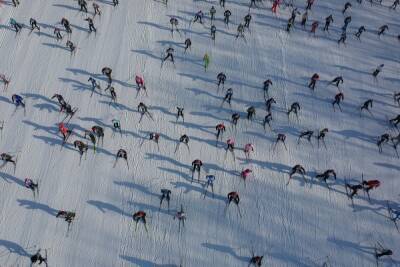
<box><xmin>1</xmin><ymin>0</ymin><xmax>399</xmax><ymax>266</ymax></box>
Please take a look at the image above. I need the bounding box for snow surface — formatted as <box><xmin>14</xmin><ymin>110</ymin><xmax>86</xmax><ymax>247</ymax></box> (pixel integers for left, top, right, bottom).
<box><xmin>0</xmin><ymin>0</ymin><xmax>399</xmax><ymax>266</ymax></box>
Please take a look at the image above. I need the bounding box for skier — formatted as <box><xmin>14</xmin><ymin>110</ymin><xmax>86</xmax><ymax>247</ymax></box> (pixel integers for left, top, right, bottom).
<box><xmin>355</xmin><ymin>26</ymin><xmax>366</xmax><ymax>39</ymax></box>
<box><xmin>192</xmin><ymin>10</ymin><xmax>204</xmax><ymax>25</ymax></box>
<box><xmin>85</xmin><ymin>17</ymin><xmax>96</xmax><ymax>33</ymax></box>
<box><xmin>235</xmin><ymin>23</ymin><xmax>246</xmax><ymax>40</ymax></box>
<box><xmin>224</xmin><ymin>10</ymin><xmax>232</xmax><ymax>27</ymax></box>
<box><xmin>84</xmin><ymin>130</ymin><xmax>97</xmax><ymax>152</ymax></box>
<box><xmin>272</xmin><ymin>0</ymin><xmax>281</xmax><ymax>14</ymax></box>
<box><xmin>343</xmin><ymin>16</ymin><xmax>351</xmax><ymax>31</ymax></box>
<box><xmin>306</xmin><ymin>0</ymin><xmax>315</xmax><ymax>10</ymax></box>
<box><xmin>191</xmin><ymin>159</ymin><xmax>203</xmax><ymax>182</ymax></box>
<box><xmin>176</xmin><ymin>107</ymin><xmax>184</xmax><ymax>122</ymax></box>
<box><xmin>59</xmin><ymin>122</ymin><xmax>72</xmax><ymax>143</ymax></box>
<box><xmin>140</xmin><ymin>132</ymin><xmax>160</xmax><ymax>152</ymax></box>
<box><xmin>232</xmin><ymin>113</ymin><xmax>240</xmax><ymax>128</ymax></box>
<box><xmin>342</xmin><ymin>2</ymin><xmax>352</xmax><ymax>14</ymax></box>
<box><xmin>0</xmin><ymin>74</ymin><xmax>10</xmax><ymax>91</ymax></box>
<box><xmin>11</xmin><ymin>94</ymin><xmax>25</xmax><ymax>112</ymax></box>
<box><xmin>263</xmin><ymin>79</ymin><xmax>273</xmax><ymax>98</ymax></box>
<box><xmin>203</xmin><ymin>174</ymin><xmax>215</xmax><ymax>198</ymax></box>
<box><xmin>73</xmin><ymin>140</ymin><xmax>88</xmax><ymax>163</ymax></box>
<box><xmin>317</xmin><ymin>128</ymin><xmax>329</xmax><ymax>149</ymax></box>
<box><xmin>221</xmin><ymin>88</ymin><xmax>233</xmax><ymax>107</ymax></box>
<box><xmin>66</xmin><ymin>40</ymin><xmax>76</xmax><ymax>54</ymax></box>
<box><xmin>112</xmin><ymin>119</ymin><xmax>122</xmax><ymax>137</ymax></box>
<box><xmin>308</xmin><ymin>73</ymin><xmax>319</xmax><ymax>90</ymax></box>
<box><xmin>287</xmin><ymin>102</ymin><xmax>300</xmax><ymax>121</ymax></box>
<box><xmin>323</xmin><ymin>15</ymin><xmax>334</xmax><ymax>32</ymax></box>
<box><xmin>112</xmin><ymin>0</ymin><xmax>119</xmax><ymax>6</ymax></box>
<box><xmin>394</xmin><ymin>92</ymin><xmax>400</xmax><ymax>106</ymax></box>
<box><xmin>286</xmin><ymin>17</ymin><xmax>294</xmax><ymax>33</ymax></box>
<box><xmin>301</xmin><ymin>11</ymin><xmax>308</xmax><ymax>28</ymax></box>
<box><xmin>244</xmin><ymin>143</ymin><xmax>254</xmax><ymax>159</ymax></box>
<box><xmin>184</xmin><ymin>38</ymin><xmax>191</xmax><ymax>53</ymax></box>
<box><xmin>247</xmin><ymin>106</ymin><xmax>256</xmax><ymax>120</ymax></box>
<box><xmin>104</xmin><ymin>86</ymin><xmax>117</xmax><ymax>105</ymax></box>
<box><xmin>345</xmin><ymin>182</ymin><xmax>363</xmax><ymax>199</ymax></box>
<box><xmin>173</xmin><ymin>205</ymin><xmax>186</xmax><ymax>232</ymax></box>
<box><xmin>362</xmin><ymin>179</ymin><xmax>380</xmax><ymax>199</ymax></box>
<box><xmin>249</xmin><ymin>255</ymin><xmax>263</xmax><ymax>267</ymax></box>
<box><xmin>9</xmin><ymin>18</ymin><xmax>23</xmax><ymax>33</ymax></box>
<box><xmin>29</xmin><ymin>18</ymin><xmax>40</xmax><ymax>33</ymax></box>
<box><xmin>210</xmin><ymin>6</ymin><xmax>216</xmax><ymax>23</ymax></box>
<box><xmin>225</xmin><ymin>138</ymin><xmax>236</xmax><ymax>162</ymax></box>
<box><xmin>378</xmin><ymin>25</ymin><xmax>389</xmax><ymax>36</ymax></box>
<box><xmin>78</xmin><ymin>0</ymin><xmax>88</xmax><ymax>13</ymax></box>
<box><xmin>273</xmin><ymin>133</ymin><xmax>287</xmax><ymax>151</ymax></box>
<box><xmin>265</xmin><ymin>97</ymin><xmax>276</xmax><ymax>114</ymax></box>
<box><xmin>216</xmin><ymin>123</ymin><xmax>226</xmax><ymax>141</ymax></box>
<box><xmin>175</xmin><ymin>134</ymin><xmax>190</xmax><ymax>154</ymax></box>
<box><xmin>330</xmin><ymin>76</ymin><xmax>343</xmax><ymax>87</ymax></box>
<box><xmin>315</xmin><ymin>169</ymin><xmax>337</xmax><ymax>187</ymax></box>
<box><xmin>203</xmin><ymin>53</ymin><xmax>210</xmax><ymax>71</ymax></box>
<box><xmin>249</xmin><ymin>0</ymin><xmax>257</xmax><ymax>8</ymax></box>
<box><xmin>263</xmin><ymin>113</ymin><xmax>273</xmax><ymax>131</ymax></box>
<box><xmin>160</xmin><ymin>189</ymin><xmax>171</xmax><ymax>210</ymax></box>
<box><xmin>56</xmin><ymin>210</ymin><xmax>75</xmax><ymax>223</ymax></box>
<box><xmin>375</xmin><ymin>244</ymin><xmax>392</xmax><ymax>262</ymax></box>
<box><xmin>101</xmin><ymin>67</ymin><xmax>112</xmax><ymax>85</ymax></box>
<box><xmin>226</xmin><ymin>191</ymin><xmax>241</xmax><ymax>217</ymax></box>
<box><xmin>162</xmin><ymin>47</ymin><xmax>175</xmax><ymax>65</ymax></box>
<box><xmin>61</xmin><ymin>17</ymin><xmax>72</xmax><ymax>34</ymax></box>
<box><xmin>210</xmin><ymin>25</ymin><xmax>217</xmax><ymax>41</ymax></box>
<box><xmin>60</xmin><ymin>102</ymin><xmax>77</xmax><ymax>121</ymax></box>
<box><xmin>51</xmin><ymin>94</ymin><xmax>66</xmax><ymax>108</ymax></box>
<box><xmin>338</xmin><ymin>31</ymin><xmax>347</xmax><ymax>45</ymax></box>
<box><xmin>93</xmin><ymin>2</ymin><xmax>101</xmax><ymax>16</ymax></box>
<box><xmin>332</xmin><ymin>92</ymin><xmax>344</xmax><ymax>112</ymax></box>
<box><xmin>138</xmin><ymin>102</ymin><xmax>154</xmax><ymax>123</ymax></box>
<box><xmin>132</xmin><ymin>211</ymin><xmax>148</xmax><ymax>232</ymax></box>
<box><xmin>12</xmin><ymin>0</ymin><xmax>20</xmax><ymax>7</ymax></box>
<box><xmin>25</xmin><ymin>178</ymin><xmax>39</xmax><ymax>197</ymax></box>
<box><xmin>244</xmin><ymin>13</ymin><xmax>252</xmax><ymax>28</ymax></box>
<box><xmin>298</xmin><ymin>130</ymin><xmax>313</xmax><ymax>145</ymax></box>
<box><xmin>372</xmin><ymin>64</ymin><xmax>384</xmax><ymax>79</ymax></box>
<box><xmin>169</xmin><ymin>17</ymin><xmax>180</xmax><ymax>36</ymax></box>
<box><xmin>30</xmin><ymin>249</ymin><xmax>47</xmax><ymax>266</ymax></box>
<box><xmin>54</xmin><ymin>27</ymin><xmax>63</xmax><ymax>40</ymax></box>
<box><xmin>0</xmin><ymin>153</ymin><xmax>17</xmax><ymax>172</ymax></box>
<box><xmin>241</xmin><ymin>168</ymin><xmax>252</xmax><ymax>184</ymax></box>
<box><xmin>310</xmin><ymin>21</ymin><xmax>319</xmax><ymax>36</ymax></box>
<box><xmin>91</xmin><ymin>125</ymin><xmax>104</xmax><ymax>145</ymax></box>
<box><xmin>390</xmin><ymin>0</ymin><xmax>399</xmax><ymax>9</ymax></box>
<box><xmin>114</xmin><ymin>148</ymin><xmax>129</xmax><ymax>169</ymax></box>
<box><xmin>88</xmin><ymin>77</ymin><xmax>101</xmax><ymax>96</ymax></box>
<box><xmin>287</xmin><ymin>164</ymin><xmax>306</xmax><ymax>185</ymax></box>
<box><xmin>217</xmin><ymin>72</ymin><xmax>227</xmax><ymax>90</ymax></box>
<box><xmin>360</xmin><ymin>99</ymin><xmax>373</xmax><ymax>116</ymax></box>
<box><xmin>220</xmin><ymin>0</ymin><xmax>225</xmax><ymax>8</ymax></box>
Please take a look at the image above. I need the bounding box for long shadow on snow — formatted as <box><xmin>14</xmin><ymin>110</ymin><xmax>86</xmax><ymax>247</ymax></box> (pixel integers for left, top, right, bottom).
<box><xmin>327</xmin><ymin>236</ymin><xmax>376</xmax><ymax>257</ymax></box>
<box><xmin>65</xmin><ymin>68</ymin><xmax>134</xmax><ymax>88</ymax></box>
<box><xmin>0</xmin><ymin>240</ymin><xmax>30</xmax><ymax>257</ymax></box>
<box><xmin>87</xmin><ymin>200</ymin><xmax>131</xmax><ymax>217</ymax></box>
<box><xmin>127</xmin><ymin>200</ymin><xmax>175</xmax><ymax>216</ymax></box>
<box><xmin>0</xmin><ymin>96</ymin><xmax>12</xmax><ymax>104</ymax></box>
<box><xmin>170</xmin><ymin>181</ymin><xmax>226</xmax><ymax>202</ymax></box>
<box><xmin>158</xmin><ymin>167</ymin><xmax>192</xmax><ymax>182</ymax></box>
<box><xmin>374</xmin><ymin>162</ymin><xmax>400</xmax><ymax>172</ymax></box>
<box><xmin>53</xmin><ymin>4</ymin><xmax>95</xmax><ymax>15</ymax></box>
<box><xmin>0</xmin><ymin>171</ymin><xmax>25</xmax><ymax>186</ymax></box>
<box><xmin>78</xmin><ymin>116</ymin><xmax>141</xmax><ymax>139</ymax></box>
<box><xmin>42</xmin><ymin>42</ymin><xmax>71</xmax><ymax>52</ymax></box>
<box><xmin>17</xmin><ymin>199</ymin><xmax>58</xmax><ymax>216</ymax></box>
<box><xmin>114</xmin><ymin>181</ymin><xmax>159</xmax><ymax>198</ymax></box>
<box><xmin>59</xmin><ymin>77</ymin><xmax>101</xmax><ymax>96</ymax></box>
<box><xmin>120</xmin><ymin>255</ymin><xmax>178</xmax><ymax>267</ymax></box>
<box><xmin>202</xmin><ymin>243</ymin><xmax>249</xmax><ymax>263</ymax></box>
